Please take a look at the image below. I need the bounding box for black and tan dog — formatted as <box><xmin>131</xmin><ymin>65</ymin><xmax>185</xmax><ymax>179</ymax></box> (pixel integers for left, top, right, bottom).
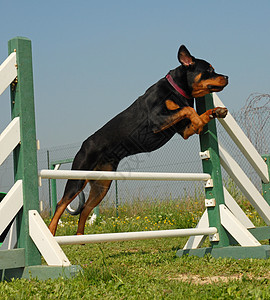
<box><xmin>49</xmin><ymin>45</ymin><xmax>228</xmax><ymax>236</ymax></box>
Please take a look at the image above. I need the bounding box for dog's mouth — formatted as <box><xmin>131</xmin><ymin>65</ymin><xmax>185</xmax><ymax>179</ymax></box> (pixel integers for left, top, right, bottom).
<box><xmin>207</xmin><ymin>85</ymin><xmax>226</xmax><ymax>92</ymax></box>
<box><xmin>207</xmin><ymin>75</ymin><xmax>228</xmax><ymax>92</ymax></box>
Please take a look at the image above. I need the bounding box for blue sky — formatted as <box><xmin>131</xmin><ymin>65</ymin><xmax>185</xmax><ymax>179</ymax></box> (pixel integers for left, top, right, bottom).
<box><xmin>0</xmin><ymin>1</ymin><xmax>270</xmax><ymax>148</ymax></box>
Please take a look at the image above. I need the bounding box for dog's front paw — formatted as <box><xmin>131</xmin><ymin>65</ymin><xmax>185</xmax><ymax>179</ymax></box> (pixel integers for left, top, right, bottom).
<box><xmin>213</xmin><ymin>107</ymin><xmax>228</xmax><ymax>118</ymax></box>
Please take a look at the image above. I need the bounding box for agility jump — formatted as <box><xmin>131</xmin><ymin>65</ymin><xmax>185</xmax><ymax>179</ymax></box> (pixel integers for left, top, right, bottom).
<box><xmin>0</xmin><ymin>37</ymin><xmax>270</xmax><ymax>281</ymax></box>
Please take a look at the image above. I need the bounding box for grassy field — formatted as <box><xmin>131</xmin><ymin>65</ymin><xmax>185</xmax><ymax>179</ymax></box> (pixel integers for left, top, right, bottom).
<box><xmin>1</xmin><ymin>195</ymin><xmax>270</xmax><ymax>299</ymax></box>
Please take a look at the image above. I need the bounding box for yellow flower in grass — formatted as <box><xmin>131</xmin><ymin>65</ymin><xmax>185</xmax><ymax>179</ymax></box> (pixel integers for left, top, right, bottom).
<box><xmin>136</xmin><ymin>216</ymin><xmax>140</xmax><ymax>220</ymax></box>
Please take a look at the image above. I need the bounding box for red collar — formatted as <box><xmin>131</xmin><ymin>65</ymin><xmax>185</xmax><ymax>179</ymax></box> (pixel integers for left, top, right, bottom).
<box><xmin>166</xmin><ymin>74</ymin><xmax>192</xmax><ymax>99</ymax></box>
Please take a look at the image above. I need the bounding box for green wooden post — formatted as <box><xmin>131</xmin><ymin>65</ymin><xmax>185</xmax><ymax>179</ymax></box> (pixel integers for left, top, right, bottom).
<box><xmin>196</xmin><ymin>94</ymin><xmax>230</xmax><ymax>248</ymax></box>
<box><xmin>262</xmin><ymin>155</ymin><xmax>270</xmax><ymax>205</ymax></box>
<box><xmin>8</xmin><ymin>37</ymin><xmax>41</xmax><ymax>267</ymax></box>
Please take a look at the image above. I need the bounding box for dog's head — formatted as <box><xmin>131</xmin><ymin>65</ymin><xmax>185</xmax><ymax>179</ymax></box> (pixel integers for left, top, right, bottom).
<box><xmin>178</xmin><ymin>45</ymin><xmax>228</xmax><ymax>98</ymax></box>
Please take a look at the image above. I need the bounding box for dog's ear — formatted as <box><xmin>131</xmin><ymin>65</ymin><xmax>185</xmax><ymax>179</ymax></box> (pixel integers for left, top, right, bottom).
<box><xmin>178</xmin><ymin>45</ymin><xmax>195</xmax><ymax>66</ymax></box>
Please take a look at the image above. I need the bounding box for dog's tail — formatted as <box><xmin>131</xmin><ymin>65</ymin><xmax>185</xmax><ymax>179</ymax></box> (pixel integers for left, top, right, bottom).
<box><xmin>65</xmin><ymin>191</ymin><xmax>85</xmax><ymax>215</ymax></box>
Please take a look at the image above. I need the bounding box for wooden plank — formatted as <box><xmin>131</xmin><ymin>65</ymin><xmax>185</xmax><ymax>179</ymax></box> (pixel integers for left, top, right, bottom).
<box><xmin>1</xmin><ymin>265</ymin><xmax>82</xmax><ymax>280</ymax></box>
<box><xmin>0</xmin><ymin>248</ymin><xmax>25</xmax><ymax>269</ymax></box>
<box><xmin>223</xmin><ymin>187</ymin><xmax>255</xmax><ymax>229</ymax></box>
<box><xmin>0</xmin><ymin>117</ymin><xmax>20</xmax><ymax>166</ymax></box>
<box><xmin>219</xmin><ymin>204</ymin><xmax>260</xmax><ymax>246</ymax></box>
<box><xmin>177</xmin><ymin>245</ymin><xmax>270</xmax><ymax>259</ymax></box>
<box><xmin>249</xmin><ymin>226</ymin><xmax>270</xmax><ymax>241</ymax></box>
<box><xmin>51</xmin><ymin>158</ymin><xmax>73</xmax><ymax>166</ymax></box>
<box><xmin>29</xmin><ymin>210</ymin><xmax>70</xmax><ymax>266</ymax></box>
<box><xmin>219</xmin><ymin>144</ymin><xmax>270</xmax><ymax>225</ymax></box>
<box><xmin>262</xmin><ymin>155</ymin><xmax>270</xmax><ymax>205</ymax></box>
<box><xmin>0</xmin><ymin>52</ymin><xmax>17</xmax><ymax>96</ymax></box>
<box><xmin>183</xmin><ymin>210</ymin><xmax>208</xmax><ymax>250</ymax></box>
<box><xmin>213</xmin><ymin>93</ymin><xmax>269</xmax><ymax>183</ymax></box>
<box><xmin>0</xmin><ymin>180</ymin><xmax>23</xmax><ymax>235</ymax></box>
<box><xmin>0</xmin><ymin>220</ymin><xmax>17</xmax><ymax>250</ymax></box>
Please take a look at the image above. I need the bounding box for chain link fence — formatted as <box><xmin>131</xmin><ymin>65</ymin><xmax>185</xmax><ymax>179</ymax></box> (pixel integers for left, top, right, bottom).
<box><xmin>0</xmin><ymin>94</ymin><xmax>269</xmax><ymax>215</ymax></box>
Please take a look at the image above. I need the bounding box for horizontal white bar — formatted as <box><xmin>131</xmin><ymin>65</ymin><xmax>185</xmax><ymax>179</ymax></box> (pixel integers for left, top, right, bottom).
<box><xmin>0</xmin><ymin>117</ymin><xmax>20</xmax><ymax>166</ymax></box>
<box><xmin>0</xmin><ymin>52</ymin><xmax>17</xmax><ymax>96</ymax></box>
<box><xmin>39</xmin><ymin>170</ymin><xmax>211</xmax><ymax>181</ymax></box>
<box><xmin>213</xmin><ymin>93</ymin><xmax>269</xmax><ymax>183</ymax></box>
<box><xmin>0</xmin><ymin>180</ymin><xmax>23</xmax><ymax>235</ymax></box>
<box><xmin>54</xmin><ymin>227</ymin><xmax>218</xmax><ymax>245</ymax></box>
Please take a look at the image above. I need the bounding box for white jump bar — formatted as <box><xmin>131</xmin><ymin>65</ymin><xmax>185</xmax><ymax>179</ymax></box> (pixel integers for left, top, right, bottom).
<box><xmin>54</xmin><ymin>227</ymin><xmax>218</xmax><ymax>245</ymax></box>
<box><xmin>39</xmin><ymin>170</ymin><xmax>211</xmax><ymax>181</ymax></box>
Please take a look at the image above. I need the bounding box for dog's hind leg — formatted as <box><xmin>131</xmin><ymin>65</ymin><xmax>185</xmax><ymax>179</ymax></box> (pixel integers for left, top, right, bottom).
<box><xmin>48</xmin><ymin>179</ymin><xmax>87</xmax><ymax>236</ymax></box>
<box><xmin>76</xmin><ymin>179</ymin><xmax>113</xmax><ymax>235</ymax></box>
<box><xmin>76</xmin><ymin>163</ymin><xmax>116</xmax><ymax>235</ymax></box>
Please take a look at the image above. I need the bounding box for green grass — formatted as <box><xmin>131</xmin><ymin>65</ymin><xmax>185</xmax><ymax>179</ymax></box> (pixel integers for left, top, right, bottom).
<box><xmin>1</xmin><ymin>197</ymin><xmax>270</xmax><ymax>299</ymax></box>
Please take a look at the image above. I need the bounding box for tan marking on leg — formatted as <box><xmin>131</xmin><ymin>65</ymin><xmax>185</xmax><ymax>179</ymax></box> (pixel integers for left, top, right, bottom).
<box><xmin>76</xmin><ymin>163</ymin><xmax>115</xmax><ymax>235</ymax></box>
<box><xmin>76</xmin><ymin>180</ymin><xmax>112</xmax><ymax>235</ymax></box>
<box><xmin>48</xmin><ymin>180</ymin><xmax>88</xmax><ymax>236</ymax></box>
<box><xmin>154</xmin><ymin>106</ymin><xmax>197</xmax><ymax>132</ymax></box>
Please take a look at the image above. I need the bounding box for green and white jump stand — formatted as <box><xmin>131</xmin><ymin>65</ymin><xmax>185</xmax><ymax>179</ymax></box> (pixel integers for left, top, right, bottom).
<box><xmin>177</xmin><ymin>95</ymin><xmax>270</xmax><ymax>259</ymax></box>
<box><xmin>1</xmin><ymin>37</ymin><xmax>270</xmax><ymax>281</ymax></box>
<box><xmin>0</xmin><ymin>37</ymin><xmax>81</xmax><ymax>280</ymax></box>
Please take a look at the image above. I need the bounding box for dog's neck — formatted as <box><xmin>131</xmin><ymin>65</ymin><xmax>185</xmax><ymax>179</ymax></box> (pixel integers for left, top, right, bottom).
<box><xmin>166</xmin><ymin>74</ymin><xmax>192</xmax><ymax>99</ymax></box>
<box><xmin>166</xmin><ymin>68</ymin><xmax>193</xmax><ymax>99</ymax></box>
